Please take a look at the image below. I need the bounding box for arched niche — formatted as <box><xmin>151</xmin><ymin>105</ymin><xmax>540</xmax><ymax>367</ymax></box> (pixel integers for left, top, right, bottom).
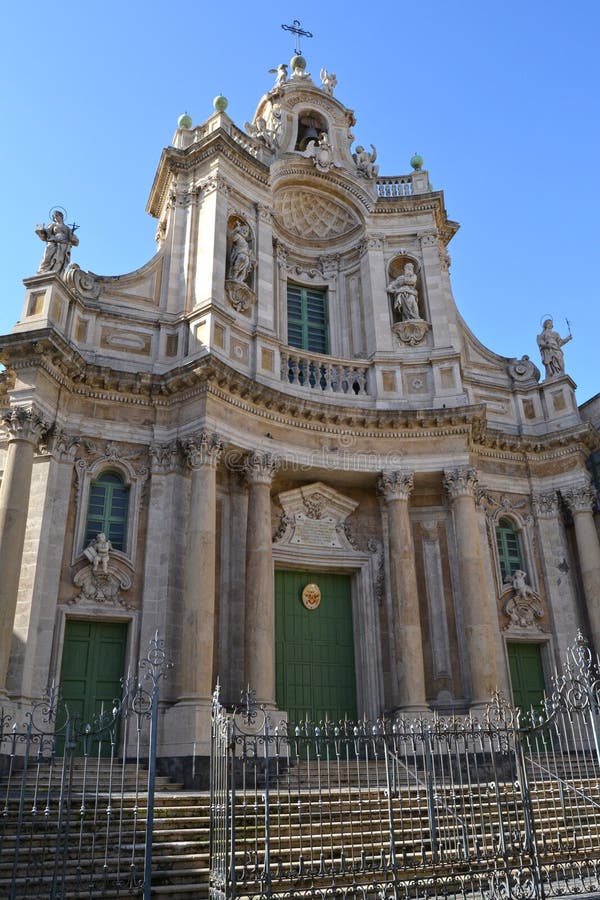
<box><xmin>295</xmin><ymin>109</ymin><xmax>329</xmax><ymax>151</ymax></box>
<box><xmin>387</xmin><ymin>254</ymin><xmax>424</xmax><ymax>324</ymax></box>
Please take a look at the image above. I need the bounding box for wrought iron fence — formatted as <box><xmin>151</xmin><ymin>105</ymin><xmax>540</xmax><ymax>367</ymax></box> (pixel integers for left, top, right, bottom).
<box><xmin>210</xmin><ymin>633</ymin><xmax>600</xmax><ymax>900</ymax></box>
<box><xmin>0</xmin><ymin>631</ymin><xmax>170</xmax><ymax>899</ymax></box>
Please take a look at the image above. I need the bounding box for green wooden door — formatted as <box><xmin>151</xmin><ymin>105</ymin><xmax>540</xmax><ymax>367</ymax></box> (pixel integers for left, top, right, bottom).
<box><xmin>275</xmin><ymin>571</ymin><xmax>357</xmax><ymax>724</ymax></box>
<box><xmin>59</xmin><ymin>620</ymin><xmax>128</xmax><ymax>754</ymax></box>
<box><xmin>507</xmin><ymin>642</ymin><xmax>546</xmax><ymax>719</ymax></box>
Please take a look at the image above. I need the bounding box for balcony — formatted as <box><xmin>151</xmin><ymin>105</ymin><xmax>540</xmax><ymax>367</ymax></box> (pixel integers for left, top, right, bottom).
<box><xmin>280</xmin><ymin>349</ymin><xmax>370</xmax><ymax>396</ymax></box>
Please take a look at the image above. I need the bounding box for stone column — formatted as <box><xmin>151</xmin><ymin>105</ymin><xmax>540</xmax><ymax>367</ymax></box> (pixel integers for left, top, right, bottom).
<box><xmin>179</xmin><ymin>431</ymin><xmax>223</xmax><ymax>700</ymax></box>
<box><xmin>563</xmin><ymin>482</ymin><xmax>600</xmax><ymax>653</ymax></box>
<box><xmin>243</xmin><ymin>450</ymin><xmax>279</xmax><ymax>706</ymax></box>
<box><xmin>0</xmin><ymin>407</ymin><xmax>47</xmax><ymax>693</ymax></box>
<box><xmin>378</xmin><ymin>471</ymin><xmax>428</xmax><ymax>711</ymax></box>
<box><xmin>444</xmin><ymin>467</ymin><xmax>508</xmax><ymax>705</ymax></box>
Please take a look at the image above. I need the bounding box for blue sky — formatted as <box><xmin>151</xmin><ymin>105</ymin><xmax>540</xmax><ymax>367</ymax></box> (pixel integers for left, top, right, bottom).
<box><xmin>2</xmin><ymin>1</ymin><xmax>598</xmax><ymax>402</ymax></box>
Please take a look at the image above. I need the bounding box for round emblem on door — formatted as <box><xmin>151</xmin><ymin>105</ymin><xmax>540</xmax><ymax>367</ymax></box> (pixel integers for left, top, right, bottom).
<box><xmin>302</xmin><ymin>583</ymin><xmax>321</xmax><ymax>610</ymax></box>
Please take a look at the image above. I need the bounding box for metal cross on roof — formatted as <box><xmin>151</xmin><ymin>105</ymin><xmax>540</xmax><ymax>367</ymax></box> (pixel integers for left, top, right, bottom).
<box><xmin>281</xmin><ymin>19</ymin><xmax>313</xmax><ymax>56</ymax></box>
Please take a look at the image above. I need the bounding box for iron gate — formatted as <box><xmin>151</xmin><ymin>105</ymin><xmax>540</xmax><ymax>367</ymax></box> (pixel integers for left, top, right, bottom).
<box><xmin>210</xmin><ymin>632</ymin><xmax>600</xmax><ymax>900</ymax></box>
<box><xmin>0</xmin><ymin>631</ymin><xmax>170</xmax><ymax>899</ymax></box>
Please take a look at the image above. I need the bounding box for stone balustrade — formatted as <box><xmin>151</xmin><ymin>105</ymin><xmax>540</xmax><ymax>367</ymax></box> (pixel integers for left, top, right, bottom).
<box><xmin>376</xmin><ymin>176</ymin><xmax>413</xmax><ymax>198</ymax></box>
<box><xmin>280</xmin><ymin>350</ymin><xmax>370</xmax><ymax>396</ymax></box>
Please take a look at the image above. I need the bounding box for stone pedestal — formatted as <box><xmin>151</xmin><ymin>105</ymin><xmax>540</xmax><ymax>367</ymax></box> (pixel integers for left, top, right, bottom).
<box><xmin>243</xmin><ymin>451</ymin><xmax>279</xmax><ymax>706</ymax></box>
<box><xmin>444</xmin><ymin>467</ymin><xmax>508</xmax><ymax>706</ymax></box>
<box><xmin>0</xmin><ymin>408</ymin><xmax>47</xmax><ymax>693</ymax></box>
<box><xmin>563</xmin><ymin>483</ymin><xmax>600</xmax><ymax>653</ymax></box>
<box><xmin>378</xmin><ymin>471</ymin><xmax>428</xmax><ymax>711</ymax></box>
<box><xmin>178</xmin><ymin>432</ymin><xmax>223</xmax><ymax>702</ymax></box>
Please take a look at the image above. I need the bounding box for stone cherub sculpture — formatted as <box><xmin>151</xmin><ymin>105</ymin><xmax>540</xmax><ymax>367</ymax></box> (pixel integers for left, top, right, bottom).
<box><xmin>537</xmin><ymin>318</ymin><xmax>572</xmax><ymax>378</ymax></box>
<box><xmin>35</xmin><ymin>210</ymin><xmax>79</xmax><ymax>276</ymax></box>
<box><xmin>84</xmin><ymin>532</ymin><xmax>112</xmax><ymax>575</ymax></box>
<box><xmin>388</xmin><ymin>262</ymin><xmax>420</xmax><ymax>320</ymax></box>
<box><xmin>320</xmin><ymin>68</ymin><xmax>338</xmax><ymax>95</ymax></box>
<box><xmin>268</xmin><ymin>64</ymin><xmax>288</xmax><ymax>89</ymax></box>
<box><xmin>503</xmin><ymin>569</ymin><xmax>543</xmax><ymax>629</ymax></box>
<box><xmin>353</xmin><ymin>144</ymin><xmax>379</xmax><ymax>179</ymax></box>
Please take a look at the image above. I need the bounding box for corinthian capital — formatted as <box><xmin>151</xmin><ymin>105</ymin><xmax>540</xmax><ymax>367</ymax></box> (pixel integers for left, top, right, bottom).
<box><xmin>149</xmin><ymin>441</ymin><xmax>179</xmax><ymax>474</ymax></box>
<box><xmin>377</xmin><ymin>470</ymin><xmax>414</xmax><ymax>502</ymax></box>
<box><xmin>2</xmin><ymin>406</ymin><xmax>49</xmax><ymax>446</ymax></box>
<box><xmin>562</xmin><ymin>483</ymin><xmax>597</xmax><ymax>515</ymax></box>
<box><xmin>181</xmin><ymin>432</ymin><xmax>223</xmax><ymax>469</ymax></box>
<box><xmin>531</xmin><ymin>491</ymin><xmax>560</xmax><ymax>519</ymax></box>
<box><xmin>444</xmin><ymin>466</ymin><xmax>479</xmax><ymax>500</ymax></box>
<box><xmin>244</xmin><ymin>450</ymin><xmax>279</xmax><ymax>485</ymax></box>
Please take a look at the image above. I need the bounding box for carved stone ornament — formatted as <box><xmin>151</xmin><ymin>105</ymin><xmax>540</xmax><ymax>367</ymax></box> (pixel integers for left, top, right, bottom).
<box><xmin>71</xmin><ymin>565</ymin><xmax>133</xmax><ymax>609</ymax></box>
<box><xmin>302</xmin><ymin>583</ymin><xmax>321</xmax><ymax>610</ymax></box>
<box><xmin>392</xmin><ymin>320</ymin><xmax>431</xmax><ymax>346</ymax></box>
<box><xmin>275</xmin><ymin>482</ymin><xmax>359</xmax><ymax>550</ymax></box>
<box><xmin>274</xmin><ymin>190</ymin><xmax>359</xmax><ymax>241</ymax></box>
<box><xmin>149</xmin><ymin>441</ymin><xmax>178</xmax><ymax>474</ymax></box>
<box><xmin>2</xmin><ymin>406</ymin><xmax>49</xmax><ymax>446</ymax></box>
<box><xmin>507</xmin><ymin>355</ymin><xmax>540</xmax><ymax>384</ymax></box>
<box><xmin>377</xmin><ymin>470</ymin><xmax>414</xmax><ymax>502</ymax></box>
<box><xmin>444</xmin><ymin>467</ymin><xmax>479</xmax><ymax>500</ymax></box>
<box><xmin>244</xmin><ymin>450</ymin><xmax>279</xmax><ymax>484</ymax></box>
<box><xmin>531</xmin><ymin>491</ymin><xmax>559</xmax><ymax>518</ymax></box>
<box><xmin>181</xmin><ymin>432</ymin><xmax>223</xmax><ymax>469</ymax></box>
<box><xmin>225</xmin><ymin>280</ymin><xmax>256</xmax><ymax>312</ymax></box>
<box><xmin>65</xmin><ymin>264</ymin><xmax>101</xmax><ymax>300</ymax></box>
<box><xmin>562</xmin><ymin>483</ymin><xmax>597</xmax><ymax>515</ymax></box>
<box><xmin>501</xmin><ymin>571</ymin><xmax>544</xmax><ymax>632</ymax></box>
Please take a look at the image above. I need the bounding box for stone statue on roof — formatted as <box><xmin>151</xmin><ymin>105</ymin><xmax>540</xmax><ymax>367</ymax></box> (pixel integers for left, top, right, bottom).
<box><xmin>35</xmin><ymin>210</ymin><xmax>79</xmax><ymax>276</ymax></box>
<box><xmin>353</xmin><ymin>144</ymin><xmax>379</xmax><ymax>179</ymax></box>
<box><xmin>320</xmin><ymin>68</ymin><xmax>338</xmax><ymax>95</ymax></box>
<box><xmin>537</xmin><ymin>318</ymin><xmax>572</xmax><ymax>378</ymax></box>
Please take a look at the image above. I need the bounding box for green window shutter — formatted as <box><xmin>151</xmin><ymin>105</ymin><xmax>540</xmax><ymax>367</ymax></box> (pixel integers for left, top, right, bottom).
<box><xmin>495</xmin><ymin>517</ymin><xmax>523</xmax><ymax>582</ymax></box>
<box><xmin>287</xmin><ymin>284</ymin><xmax>329</xmax><ymax>354</ymax></box>
<box><xmin>84</xmin><ymin>472</ymin><xmax>130</xmax><ymax>552</ymax></box>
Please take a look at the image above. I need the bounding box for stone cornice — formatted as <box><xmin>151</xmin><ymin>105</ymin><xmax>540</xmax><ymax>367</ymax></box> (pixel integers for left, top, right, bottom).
<box><xmin>147</xmin><ymin>130</ymin><xmax>270</xmax><ymax>218</ymax></box>
<box><xmin>1</xmin><ymin>334</ymin><xmax>597</xmax><ymax>464</ymax></box>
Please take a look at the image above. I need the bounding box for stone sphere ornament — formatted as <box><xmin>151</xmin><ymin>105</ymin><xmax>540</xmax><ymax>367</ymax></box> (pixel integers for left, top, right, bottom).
<box><xmin>410</xmin><ymin>152</ymin><xmax>424</xmax><ymax>171</ymax></box>
<box><xmin>290</xmin><ymin>54</ymin><xmax>306</xmax><ymax>72</ymax></box>
<box><xmin>213</xmin><ymin>94</ymin><xmax>228</xmax><ymax>112</ymax></box>
<box><xmin>178</xmin><ymin>112</ymin><xmax>192</xmax><ymax>129</ymax></box>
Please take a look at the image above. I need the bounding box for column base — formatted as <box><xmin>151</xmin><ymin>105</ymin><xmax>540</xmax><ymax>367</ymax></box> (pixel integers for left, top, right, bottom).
<box><xmin>158</xmin><ymin>696</ymin><xmax>214</xmax><ymax>758</ymax></box>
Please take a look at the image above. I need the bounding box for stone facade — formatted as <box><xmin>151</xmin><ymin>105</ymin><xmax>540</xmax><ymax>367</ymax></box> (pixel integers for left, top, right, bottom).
<box><xmin>1</xmin><ymin>55</ymin><xmax>599</xmax><ymax>782</ymax></box>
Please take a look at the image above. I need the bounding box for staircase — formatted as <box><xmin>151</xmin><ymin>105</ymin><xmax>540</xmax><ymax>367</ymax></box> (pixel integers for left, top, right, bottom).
<box><xmin>2</xmin><ymin>757</ymin><xmax>600</xmax><ymax>898</ymax></box>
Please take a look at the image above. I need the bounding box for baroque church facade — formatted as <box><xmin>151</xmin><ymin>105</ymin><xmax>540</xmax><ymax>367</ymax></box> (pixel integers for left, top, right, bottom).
<box><xmin>1</xmin><ymin>52</ymin><xmax>599</xmax><ymax>779</ymax></box>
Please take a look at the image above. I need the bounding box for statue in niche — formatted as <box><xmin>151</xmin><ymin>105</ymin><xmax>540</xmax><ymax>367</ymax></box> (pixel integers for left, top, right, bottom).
<box><xmin>353</xmin><ymin>144</ymin><xmax>379</xmax><ymax>179</ymax></box>
<box><xmin>35</xmin><ymin>210</ymin><xmax>79</xmax><ymax>276</ymax></box>
<box><xmin>268</xmin><ymin>63</ymin><xmax>288</xmax><ymax>89</ymax></box>
<box><xmin>537</xmin><ymin>318</ymin><xmax>572</xmax><ymax>378</ymax></box>
<box><xmin>320</xmin><ymin>68</ymin><xmax>338</xmax><ymax>95</ymax></box>
<box><xmin>227</xmin><ymin>221</ymin><xmax>254</xmax><ymax>284</ymax></box>
<box><xmin>226</xmin><ymin>219</ymin><xmax>256</xmax><ymax>312</ymax></box>
<box><xmin>388</xmin><ymin>262</ymin><xmax>421</xmax><ymax>320</ymax></box>
<box><xmin>84</xmin><ymin>532</ymin><xmax>112</xmax><ymax>575</ymax></box>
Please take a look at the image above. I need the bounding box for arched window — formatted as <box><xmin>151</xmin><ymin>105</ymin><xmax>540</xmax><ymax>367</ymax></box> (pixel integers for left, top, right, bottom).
<box><xmin>84</xmin><ymin>471</ymin><xmax>130</xmax><ymax>552</ymax></box>
<box><xmin>495</xmin><ymin>517</ymin><xmax>523</xmax><ymax>582</ymax></box>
